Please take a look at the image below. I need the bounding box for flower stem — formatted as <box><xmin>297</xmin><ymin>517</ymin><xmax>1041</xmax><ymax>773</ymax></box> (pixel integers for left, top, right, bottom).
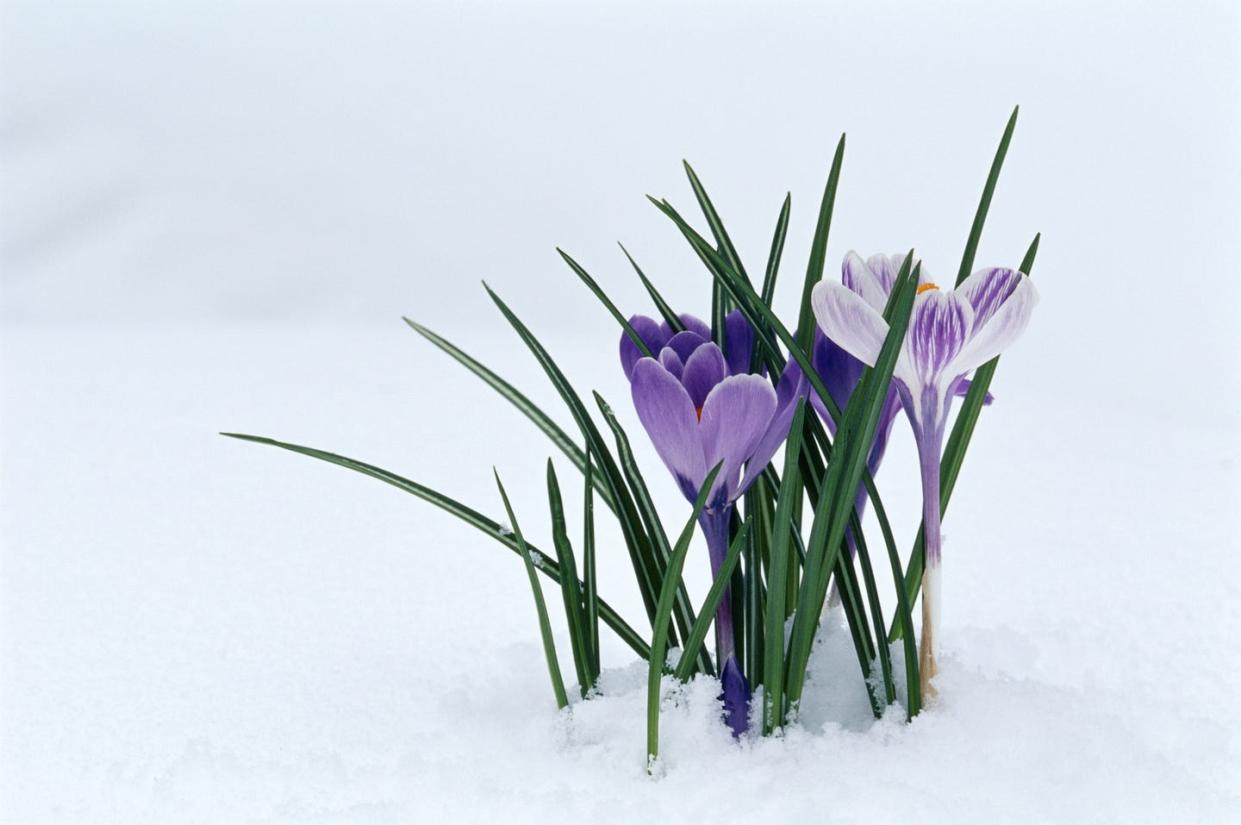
<box><xmin>914</xmin><ymin>414</ymin><xmax>945</xmax><ymax>700</ymax></box>
<box><xmin>700</xmin><ymin>509</ymin><xmax>750</xmax><ymax>735</ymax></box>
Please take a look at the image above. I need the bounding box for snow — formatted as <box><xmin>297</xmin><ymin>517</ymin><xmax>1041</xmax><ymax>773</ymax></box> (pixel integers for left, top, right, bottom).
<box><xmin>2</xmin><ymin>324</ymin><xmax>1239</xmax><ymax>823</ymax></box>
<box><xmin>4</xmin><ymin>0</ymin><xmax>1241</xmax><ymax>821</ymax></box>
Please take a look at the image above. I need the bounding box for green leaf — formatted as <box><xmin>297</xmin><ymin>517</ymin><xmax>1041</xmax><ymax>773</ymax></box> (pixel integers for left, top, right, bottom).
<box><xmin>648</xmin><ymin>462</ymin><xmax>723</xmax><ymax>771</ymax></box>
<box><xmin>619</xmin><ymin>243</ymin><xmax>684</xmax><ymax>333</ymax></box>
<box><xmin>546</xmin><ymin>459</ymin><xmax>591</xmax><ymax>696</ymax></box>
<box><xmin>956</xmin><ymin>106</ymin><xmax>1018</xmax><ymax>285</ymax></box>
<box><xmin>557</xmin><ymin>247</ymin><xmax>653</xmax><ymax>358</ymax></box>
<box><xmin>495</xmin><ymin>469</ymin><xmax>569</xmax><ymax>710</ymax></box>
<box><xmin>484</xmin><ymin>283</ymin><xmax>667</xmax><ymax>629</ymax></box>
<box><xmin>594</xmin><ymin>392</ymin><xmax>712</xmax><ymax>677</ymax></box>
<box><xmin>762</xmin><ymin>400</ymin><xmax>806</xmax><ymax>733</ymax></box>
<box><xmin>890</xmin><ymin>232</ymin><xmax>1040</xmax><ymax>642</ymax></box>
<box><xmin>750</xmin><ymin>193</ymin><xmax>792</xmax><ymax>375</ymax></box>
<box><xmin>795</xmin><ymin>134</ymin><xmax>846</xmax><ymax>354</ymax></box>
<box><xmin>403</xmin><ymin>318</ymin><xmax>616</xmax><ymax>514</ymax></box>
<box><xmin>672</xmin><ymin>520</ymin><xmax>749</xmax><ymax>684</ymax></box>
<box><xmin>784</xmin><ymin>256</ymin><xmax>919</xmax><ymax>716</ymax></box>
<box><xmin>683</xmin><ymin>160</ymin><xmax>751</xmax><ymax>287</ymax></box>
<box><xmin>583</xmin><ymin>449</ymin><xmax>600</xmax><ymax>680</ymax></box>
<box><xmin>219</xmin><ymin>432</ymin><xmax>650</xmax><ymax>660</ymax></box>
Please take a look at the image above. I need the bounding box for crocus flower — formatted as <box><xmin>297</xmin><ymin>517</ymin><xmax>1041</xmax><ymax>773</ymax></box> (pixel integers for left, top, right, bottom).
<box><xmin>812</xmin><ymin>260</ymin><xmax>1037</xmax><ymax>698</ymax></box>
<box><xmin>621</xmin><ymin>311</ymin><xmax>799</xmax><ymax>735</ymax></box>
<box><xmin>791</xmin><ymin>253</ymin><xmax>988</xmax><ymax>597</ymax></box>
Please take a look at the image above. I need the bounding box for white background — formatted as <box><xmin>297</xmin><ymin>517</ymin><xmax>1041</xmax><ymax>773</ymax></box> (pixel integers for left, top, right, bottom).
<box><xmin>3</xmin><ymin>1</ymin><xmax>1240</xmax><ymax>822</ymax></box>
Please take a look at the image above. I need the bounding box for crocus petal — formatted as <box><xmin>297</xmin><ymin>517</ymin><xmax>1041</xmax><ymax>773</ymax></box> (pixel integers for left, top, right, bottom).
<box><xmin>722</xmin><ymin>310</ymin><xmax>755</xmax><ymax>377</ymax></box>
<box><xmin>619</xmin><ymin>315</ymin><xmax>670</xmax><ymax>379</ymax></box>
<box><xmin>842</xmin><ymin>251</ymin><xmax>890</xmax><ymax>311</ymax></box>
<box><xmin>957</xmin><ymin>267</ymin><xmax>1025</xmax><ymax>330</ymax></box>
<box><xmin>681</xmin><ymin>342</ymin><xmax>728</xmax><ymax>409</ymax></box>
<box><xmin>905</xmin><ymin>290</ymin><xmax>973</xmax><ymax>387</ymax></box>
<box><xmin>667</xmin><ymin>313</ymin><xmax>713</xmax><ymax>342</ymax></box>
<box><xmin>630</xmin><ymin>358</ymin><xmax>706</xmax><ymax>501</ymax></box>
<box><xmin>658</xmin><ymin>346</ymin><xmax>684</xmax><ymax>380</ymax></box>
<box><xmin>811</xmin><ymin>281</ymin><xmax>889</xmax><ymax>367</ymax></box>
<box><xmin>811</xmin><ymin>329</ymin><xmax>866</xmax><ymax>429</ymax></box>
<box><xmin>866</xmin><ymin>252</ymin><xmax>923</xmax><ymax>295</ymax></box>
<box><xmin>665</xmin><ymin>330</ymin><xmax>710</xmax><ymax>364</ymax></box>
<box><xmin>950</xmin><ymin>275</ymin><xmax>1039</xmax><ymax>375</ymax></box>
<box><xmin>698</xmin><ymin>374</ymin><xmax>778</xmax><ymax>505</ymax></box>
<box><xmin>737</xmin><ymin>364</ymin><xmax>806</xmax><ymax>493</ymax></box>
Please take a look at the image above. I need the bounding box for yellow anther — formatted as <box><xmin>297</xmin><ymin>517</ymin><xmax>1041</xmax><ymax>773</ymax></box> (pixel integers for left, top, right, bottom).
<box><xmin>916</xmin><ymin>282</ymin><xmax>940</xmax><ymax>295</ymax></box>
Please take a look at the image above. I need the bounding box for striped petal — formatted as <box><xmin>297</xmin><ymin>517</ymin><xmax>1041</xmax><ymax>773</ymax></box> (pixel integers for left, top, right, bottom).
<box><xmin>951</xmin><ymin>275</ymin><xmax>1039</xmax><ymax>375</ymax></box>
<box><xmin>811</xmin><ymin>280</ymin><xmax>889</xmax><ymax>367</ymax></box>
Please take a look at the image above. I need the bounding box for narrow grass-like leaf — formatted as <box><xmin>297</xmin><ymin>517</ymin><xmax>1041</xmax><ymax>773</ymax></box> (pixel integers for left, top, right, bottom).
<box><xmin>546</xmin><ymin>459</ymin><xmax>591</xmax><ymax>696</ymax></box>
<box><xmin>762</xmin><ymin>400</ymin><xmax>806</xmax><ymax>733</ymax></box>
<box><xmin>672</xmin><ymin>520</ymin><xmax>749</xmax><ymax>683</ymax></box>
<box><xmin>583</xmin><ymin>449</ymin><xmax>600</xmax><ymax>680</ymax></box>
<box><xmin>957</xmin><ymin>106</ymin><xmax>1019</xmax><ymax>284</ymax></box>
<box><xmin>495</xmin><ymin>470</ymin><xmax>569</xmax><ymax>710</ymax></box>
<box><xmin>749</xmin><ymin>193</ymin><xmax>792</xmax><ymax>375</ymax></box>
<box><xmin>648</xmin><ymin>463</ymin><xmax>722</xmax><ymax>772</ymax></box>
<box><xmin>219</xmin><ymin>433</ymin><xmax>650</xmax><ymax>660</ymax></box>
<box><xmin>795</xmin><ymin>134</ymin><xmax>846</xmax><ymax>354</ymax></box>
<box><xmin>683</xmin><ymin>160</ymin><xmax>751</xmax><ymax>287</ymax></box>
<box><xmin>890</xmin><ymin>233</ymin><xmax>1040</xmax><ymax>641</ymax></box>
<box><xmin>761</xmin><ymin>194</ymin><xmax>792</xmax><ymax>309</ymax></box>
<box><xmin>784</xmin><ymin>258</ymin><xmax>918</xmax><ymax>715</ymax></box>
<box><xmin>403</xmin><ymin>318</ymin><xmax>616</xmax><ymax>514</ymax></box>
<box><xmin>595</xmin><ymin>392</ymin><xmax>712</xmax><ymax>677</ymax></box>
<box><xmin>484</xmin><ymin>284</ymin><xmax>667</xmax><ymax>628</ymax></box>
<box><xmin>619</xmin><ymin>243</ymin><xmax>685</xmax><ymax>333</ymax></box>
<box><xmin>558</xmin><ymin>248</ymin><xmax>653</xmax><ymax>358</ymax></box>
<box><xmin>742</xmin><ymin>517</ymin><xmax>764</xmax><ymax>690</ymax></box>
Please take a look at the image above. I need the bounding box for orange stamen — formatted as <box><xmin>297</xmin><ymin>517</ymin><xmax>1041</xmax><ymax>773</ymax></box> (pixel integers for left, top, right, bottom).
<box><xmin>695</xmin><ymin>407</ymin><xmax>703</xmax><ymax>421</ymax></box>
<box><xmin>916</xmin><ymin>282</ymin><xmax>940</xmax><ymax>295</ymax></box>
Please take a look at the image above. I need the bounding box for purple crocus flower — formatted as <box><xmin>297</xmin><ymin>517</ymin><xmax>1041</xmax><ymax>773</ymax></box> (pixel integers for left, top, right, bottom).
<box><xmin>812</xmin><ymin>261</ymin><xmax>1037</xmax><ymax>698</ymax></box>
<box><xmin>621</xmin><ymin>311</ymin><xmax>800</xmax><ymax>736</ymax></box>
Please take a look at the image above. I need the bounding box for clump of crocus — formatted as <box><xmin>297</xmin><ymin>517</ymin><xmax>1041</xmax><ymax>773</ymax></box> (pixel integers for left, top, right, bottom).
<box><xmin>811</xmin><ymin>260</ymin><xmax>1037</xmax><ymax>697</ymax></box>
<box><xmin>620</xmin><ymin>311</ymin><xmax>800</xmax><ymax>735</ymax></box>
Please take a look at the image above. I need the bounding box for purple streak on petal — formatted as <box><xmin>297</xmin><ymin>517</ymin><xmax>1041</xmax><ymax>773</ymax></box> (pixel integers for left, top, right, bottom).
<box><xmin>698</xmin><ymin>374</ymin><xmax>777</xmax><ymax>506</ymax></box>
<box><xmin>958</xmin><ymin>267</ymin><xmax>1024</xmax><ymax>331</ymax></box>
<box><xmin>811</xmin><ymin>281</ymin><xmax>888</xmax><ymax>367</ymax></box>
<box><xmin>665</xmin><ymin>329</ymin><xmax>710</xmax><ymax>364</ymax></box>
<box><xmin>842</xmin><ymin>251</ymin><xmax>889</xmax><ymax>311</ymax></box>
<box><xmin>907</xmin><ymin>291</ymin><xmax>971</xmax><ymax>386</ymax></box>
<box><xmin>722</xmin><ymin>310</ymin><xmax>755</xmax><ymax>376</ymax></box>
<box><xmin>866</xmin><ymin>252</ymin><xmax>912</xmax><ymax>295</ymax></box>
<box><xmin>619</xmin><ymin>315</ymin><xmax>670</xmax><ymax>379</ymax></box>
<box><xmin>911</xmin><ymin>386</ymin><xmax>947</xmax><ymax>566</ymax></box>
<box><xmin>950</xmin><ymin>276</ymin><xmax>1039</xmax><ymax>375</ymax></box>
<box><xmin>680</xmin><ymin>342</ymin><xmax>728</xmax><ymax>409</ymax></box>
<box><xmin>658</xmin><ymin>346</ymin><xmax>685</xmax><ymax>380</ymax></box>
<box><xmin>953</xmin><ymin>377</ymin><xmax>994</xmax><ymax>405</ymax></box>
<box><xmin>629</xmin><ymin>358</ymin><xmax>706</xmax><ymax>502</ymax></box>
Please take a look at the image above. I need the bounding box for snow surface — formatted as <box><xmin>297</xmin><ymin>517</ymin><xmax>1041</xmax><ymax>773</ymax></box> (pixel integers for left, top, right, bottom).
<box><xmin>2</xmin><ymin>324</ymin><xmax>1239</xmax><ymax>823</ymax></box>
<box><xmin>4</xmin><ymin>0</ymin><xmax>1241</xmax><ymax>822</ymax></box>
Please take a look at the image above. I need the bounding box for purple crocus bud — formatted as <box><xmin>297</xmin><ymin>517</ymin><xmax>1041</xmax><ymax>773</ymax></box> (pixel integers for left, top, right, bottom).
<box><xmin>812</xmin><ymin>261</ymin><xmax>1038</xmax><ymax>698</ymax></box>
<box><xmin>621</xmin><ymin>310</ymin><xmax>795</xmax><ymax>736</ymax></box>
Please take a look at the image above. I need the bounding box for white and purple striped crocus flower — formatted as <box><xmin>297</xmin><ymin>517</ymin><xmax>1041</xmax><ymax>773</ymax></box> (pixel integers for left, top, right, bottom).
<box><xmin>811</xmin><ymin>255</ymin><xmax>1037</xmax><ymax>698</ymax></box>
<box><xmin>621</xmin><ymin>311</ymin><xmax>801</xmax><ymax>736</ymax></box>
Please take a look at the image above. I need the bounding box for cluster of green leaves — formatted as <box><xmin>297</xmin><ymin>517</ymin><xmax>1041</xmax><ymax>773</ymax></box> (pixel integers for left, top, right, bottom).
<box><xmin>222</xmin><ymin>106</ymin><xmax>1038</xmax><ymax>768</ymax></box>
